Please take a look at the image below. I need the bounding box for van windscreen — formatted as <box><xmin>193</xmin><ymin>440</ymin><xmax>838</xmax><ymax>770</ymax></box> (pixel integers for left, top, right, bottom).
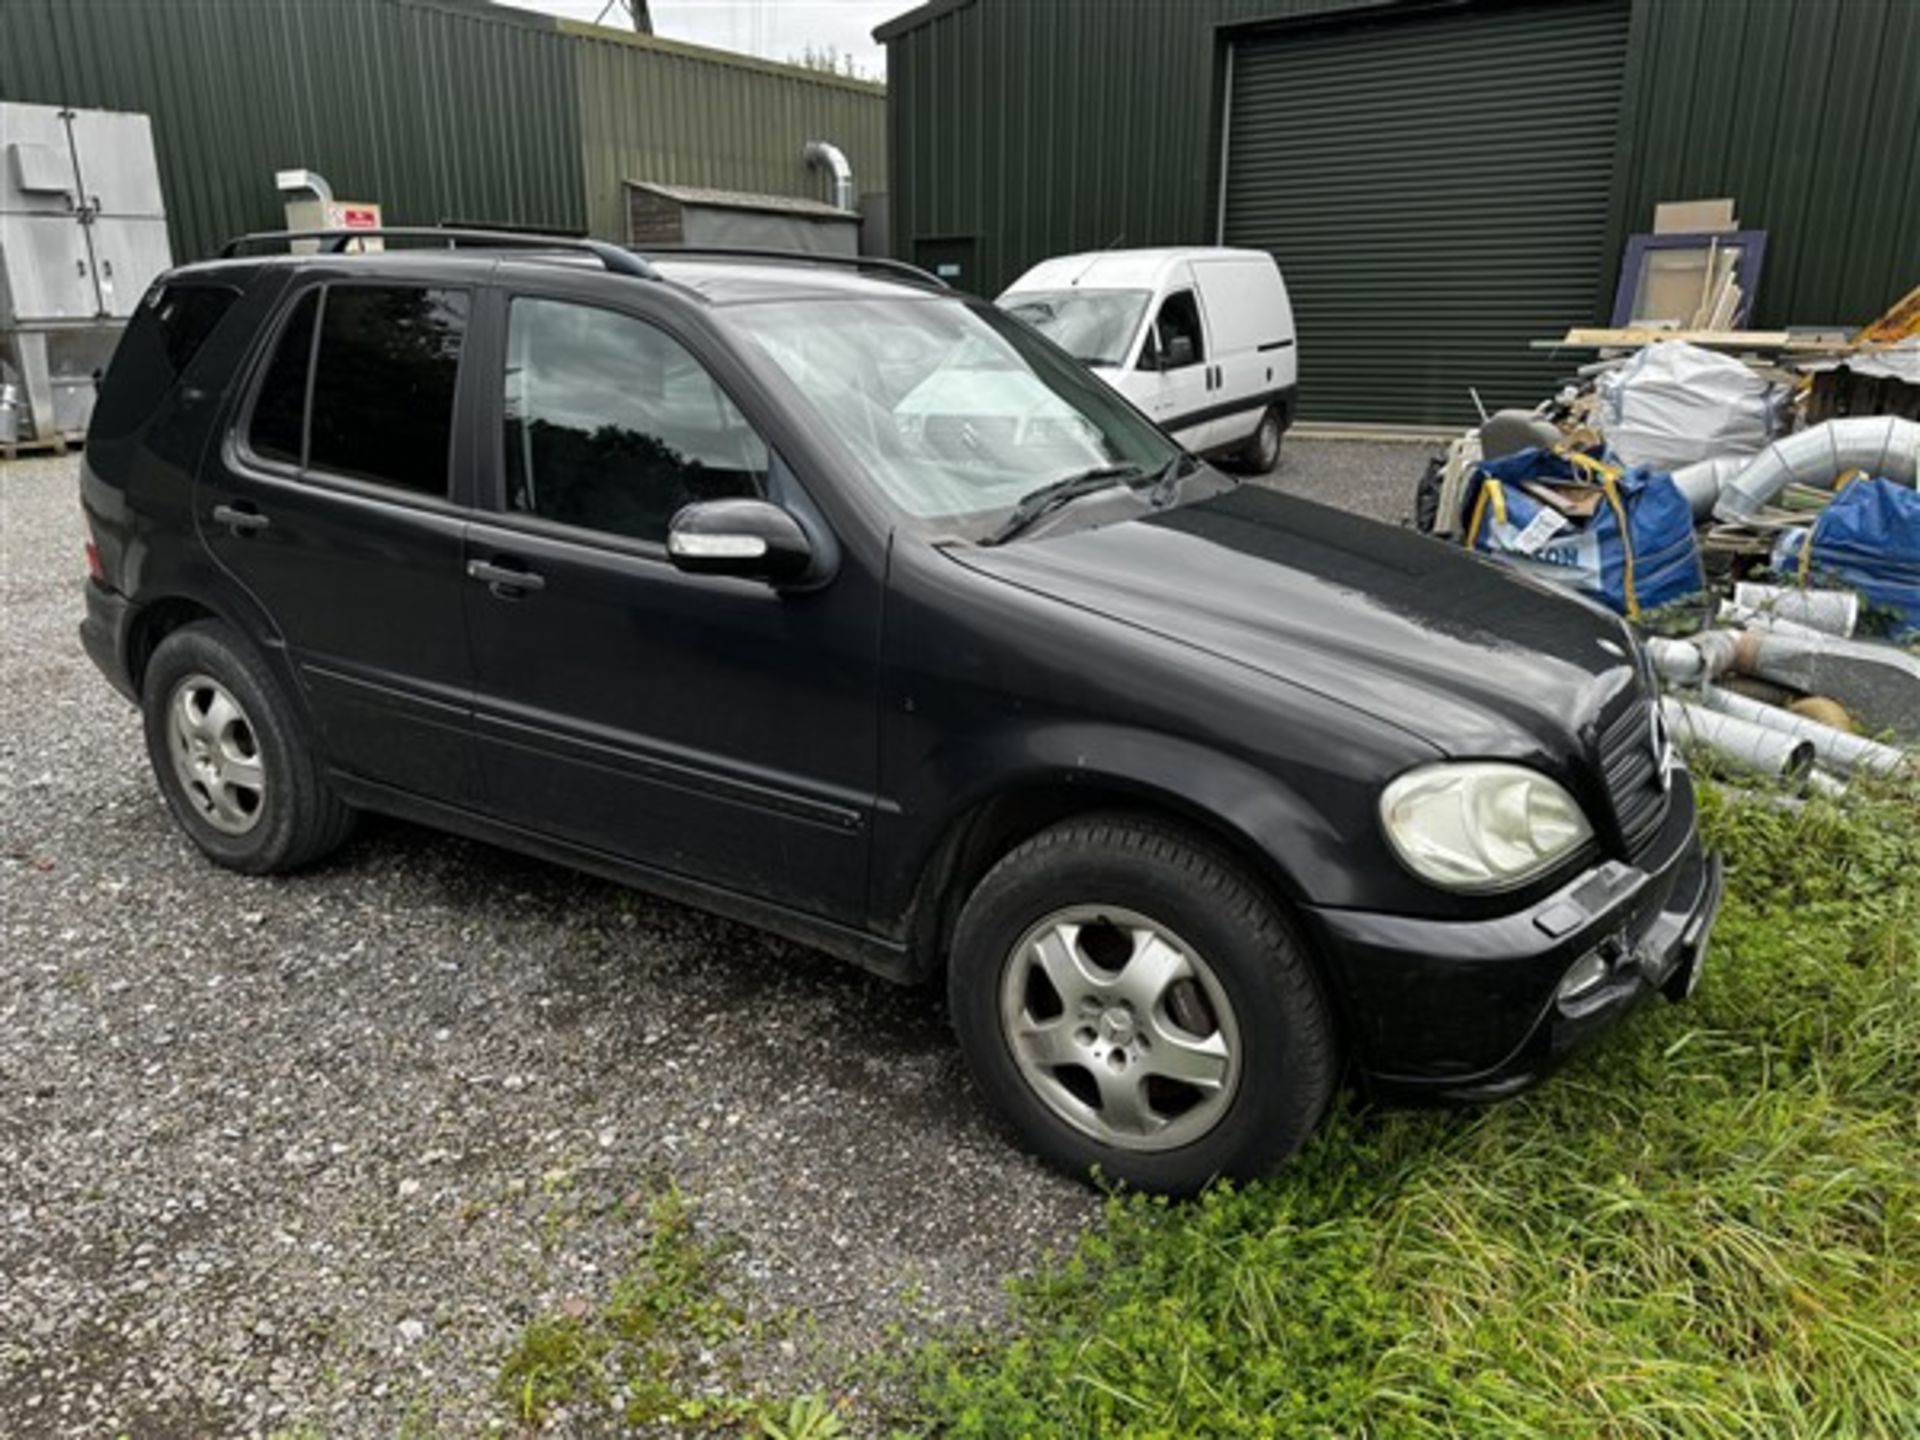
<box><xmin>998</xmin><ymin>289</ymin><xmax>1150</xmax><ymax>368</ymax></box>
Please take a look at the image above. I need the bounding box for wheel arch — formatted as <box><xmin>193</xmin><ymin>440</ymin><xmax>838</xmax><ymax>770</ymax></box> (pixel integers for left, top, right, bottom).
<box><xmin>888</xmin><ymin>738</ymin><xmax>1340</xmax><ymax>987</ymax></box>
<box><xmin>120</xmin><ymin>567</ymin><xmax>311</xmax><ymax>733</ymax></box>
<box><xmin>125</xmin><ymin>595</ymin><xmax>221</xmax><ymax>693</ymax></box>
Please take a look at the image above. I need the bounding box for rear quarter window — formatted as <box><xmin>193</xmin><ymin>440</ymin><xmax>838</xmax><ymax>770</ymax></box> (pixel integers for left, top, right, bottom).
<box><xmin>89</xmin><ymin>280</ymin><xmax>243</xmax><ymax>440</ymax></box>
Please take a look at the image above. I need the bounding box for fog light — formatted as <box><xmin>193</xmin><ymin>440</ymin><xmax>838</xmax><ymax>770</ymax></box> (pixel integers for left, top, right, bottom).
<box><xmin>1556</xmin><ymin>951</ymin><xmax>1610</xmax><ymax>1002</ymax></box>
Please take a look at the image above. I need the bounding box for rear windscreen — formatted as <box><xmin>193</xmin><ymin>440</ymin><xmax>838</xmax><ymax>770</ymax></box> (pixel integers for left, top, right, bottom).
<box><xmin>90</xmin><ymin>281</ymin><xmax>243</xmax><ymax>439</ymax></box>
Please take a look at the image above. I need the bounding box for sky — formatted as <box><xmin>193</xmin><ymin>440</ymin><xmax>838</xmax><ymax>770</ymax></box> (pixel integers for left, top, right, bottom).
<box><xmin>502</xmin><ymin>0</ymin><xmax>904</xmax><ymax>78</ymax></box>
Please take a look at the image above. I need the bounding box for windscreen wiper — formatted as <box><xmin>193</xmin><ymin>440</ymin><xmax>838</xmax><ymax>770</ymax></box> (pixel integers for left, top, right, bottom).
<box><xmin>1144</xmin><ymin>452</ymin><xmax>1201</xmax><ymax>508</ymax></box>
<box><xmin>982</xmin><ymin>465</ymin><xmax>1145</xmax><ymax>545</ymax></box>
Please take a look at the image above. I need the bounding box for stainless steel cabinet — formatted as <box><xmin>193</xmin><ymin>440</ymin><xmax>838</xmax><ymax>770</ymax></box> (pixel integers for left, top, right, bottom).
<box><xmin>2</xmin><ymin>101</ymin><xmax>172</xmax><ymax>439</ymax></box>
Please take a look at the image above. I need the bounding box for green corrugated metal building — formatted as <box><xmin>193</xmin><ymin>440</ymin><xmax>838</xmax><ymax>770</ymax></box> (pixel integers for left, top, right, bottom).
<box><xmin>878</xmin><ymin>0</ymin><xmax>1920</xmax><ymax>424</ymax></box>
<box><xmin>0</xmin><ymin>0</ymin><xmax>885</xmax><ymax>265</ymax></box>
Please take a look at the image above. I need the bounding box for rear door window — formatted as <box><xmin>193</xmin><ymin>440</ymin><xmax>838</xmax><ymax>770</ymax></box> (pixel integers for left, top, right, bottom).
<box><xmin>306</xmin><ymin>286</ymin><xmax>468</xmax><ymax>496</ymax></box>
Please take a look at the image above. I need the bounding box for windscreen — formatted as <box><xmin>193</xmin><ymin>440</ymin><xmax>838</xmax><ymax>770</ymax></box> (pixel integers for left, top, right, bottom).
<box><xmin>733</xmin><ymin>296</ymin><xmax>1178</xmax><ymax>527</ymax></box>
<box><xmin>997</xmin><ymin>288</ymin><xmax>1150</xmax><ymax>367</ymax></box>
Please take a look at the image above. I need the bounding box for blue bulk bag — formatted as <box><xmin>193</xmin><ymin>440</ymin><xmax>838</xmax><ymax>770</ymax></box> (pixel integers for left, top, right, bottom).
<box><xmin>1461</xmin><ymin>446</ymin><xmax>1704</xmax><ymax>618</ymax></box>
<box><xmin>1774</xmin><ymin>478</ymin><xmax>1920</xmax><ymax>639</ymax></box>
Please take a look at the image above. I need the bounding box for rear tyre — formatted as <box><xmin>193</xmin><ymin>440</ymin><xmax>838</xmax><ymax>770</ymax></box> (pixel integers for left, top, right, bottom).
<box><xmin>1237</xmin><ymin>406</ymin><xmax>1284</xmax><ymax>474</ymax></box>
<box><xmin>141</xmin><ymin>620</ymin><xmax>353</xmax><ymax>874</ymax></box>
<box><xmin>948</xmin><ymin>814</ymin><xmax>1336</xmax><ymax>1194</ymax></box>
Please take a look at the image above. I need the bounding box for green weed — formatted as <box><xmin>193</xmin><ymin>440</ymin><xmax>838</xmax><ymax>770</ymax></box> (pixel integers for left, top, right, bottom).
<box><xmin>497</xmin><ymin>1183</ymin><xmax>841</xmax><ymax>1434</ymax></box>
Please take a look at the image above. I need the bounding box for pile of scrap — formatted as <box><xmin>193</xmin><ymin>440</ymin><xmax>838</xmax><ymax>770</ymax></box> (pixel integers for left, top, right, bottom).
<box><xmin>1415</xmin><ymin>277</ymin><xmax>1920</xmax><ymax>794</ymax></box>
<box><xmin>1647</xmin><ymin>624</ymin><xmax>1917</xmax><ymax>794</ymax></box>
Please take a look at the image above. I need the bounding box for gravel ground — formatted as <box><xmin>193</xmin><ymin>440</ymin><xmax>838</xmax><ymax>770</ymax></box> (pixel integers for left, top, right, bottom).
<box><xmin>0</xmin><ymin>440</ymin><xmax>1418</xmax><ymax>1438</ymax></box>
<box><xmin>1266</xmin><ymin>433</ymin><xmax>1430</xmax><ymax>525</ymax></box>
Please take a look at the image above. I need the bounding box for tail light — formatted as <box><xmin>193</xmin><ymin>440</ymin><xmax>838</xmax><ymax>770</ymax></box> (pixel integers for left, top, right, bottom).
<box><xmin>84</xmin><ymin>539</ymin><xmax>105</xmax><ymax>583</ymax></box>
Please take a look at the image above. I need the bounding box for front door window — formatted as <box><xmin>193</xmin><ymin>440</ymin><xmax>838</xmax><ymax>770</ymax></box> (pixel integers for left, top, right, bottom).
<box><xmin>502</xmin><ymin>298</ymin><xmax>769</xmax><ymax>546</ymax></box>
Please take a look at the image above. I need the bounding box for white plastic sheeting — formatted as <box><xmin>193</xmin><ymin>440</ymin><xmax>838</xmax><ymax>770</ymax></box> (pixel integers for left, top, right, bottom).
<box><xmin>1598</xmin><ymin>341</ymin><xmax>1782</xmax><ymax>474</ymax></box>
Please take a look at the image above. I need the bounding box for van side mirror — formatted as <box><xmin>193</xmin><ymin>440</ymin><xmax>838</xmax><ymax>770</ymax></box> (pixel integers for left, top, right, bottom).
<box><xmin>667</xmin><ymin>498</ymin><xmax>815</xmax><ymax>585</ymax></box>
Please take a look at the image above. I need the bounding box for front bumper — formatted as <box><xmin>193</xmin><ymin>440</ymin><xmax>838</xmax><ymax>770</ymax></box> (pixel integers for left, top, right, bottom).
<box><xmin>1308</xmin><ymin>770</ymin><xmax>1723</xmax><ymax>1100</ymax></box>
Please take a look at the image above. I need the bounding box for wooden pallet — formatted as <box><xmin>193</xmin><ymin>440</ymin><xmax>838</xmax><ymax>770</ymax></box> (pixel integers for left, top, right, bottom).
<box><xmin>0</xmin><ymin>431</ymin><xmax>81</xmax><ymax>462</ymax></box>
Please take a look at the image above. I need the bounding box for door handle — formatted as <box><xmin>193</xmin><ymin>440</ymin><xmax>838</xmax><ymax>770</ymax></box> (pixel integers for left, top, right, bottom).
<box><xmin>467</xmin><ymin>558</ymin><xmax>546</xmax><ymax>595</ymax></box>
<box><xmin>211</xmin><ymin>502</ymin><xmax>270</xmax><ymax>536</ymax></box>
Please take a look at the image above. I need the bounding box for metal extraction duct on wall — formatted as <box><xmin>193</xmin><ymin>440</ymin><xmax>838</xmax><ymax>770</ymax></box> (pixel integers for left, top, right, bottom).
<box><xmin>804</xmin><ymin>140</ymin><xmax>855</xmax><ymax>212</ymax></box>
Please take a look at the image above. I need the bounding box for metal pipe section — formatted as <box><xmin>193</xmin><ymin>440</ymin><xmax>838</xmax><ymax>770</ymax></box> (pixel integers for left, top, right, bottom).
<box><xmin>1713</xmin><ymin>416</ymin><xmax>1920</xmax><ymax>522</ymax></box>
<box><xmin>1729</xmin><ymin>582</ymin><xmax>1859</xmax><ymax>636</ymax></box>
<box><xmin>1730</xmin><ymin>629</ymin><xmax>1920</xmax><ymax>744</ymax></box>
<box><xmin>1662</xmin><ymin>698</ymin><xmax>1815</xmax><ymax>779</ymax></box>
<box><xmin>1645</xmin><ymin>630</ymin><xmax>1739</xmax><ymax>685</ymax></box>
<box><xmin>1699</xmin><ymin>685</ymin><xmax>1911</xmax><ymax>776</ymax></box>
<box><xmin>1717</xmin><ymin>603</ymin><xmax>1833</xmax><ymax>639</ymax></box>
<box><xmin>804</xmin><ymin>140</ymin><xmax>855</xmax><ymax>212</ymax></box>
<box><xmin>273</xmin><ymin>167</ymin><xmax>334</xmax><ymax>204</ymax></box>
<box><xmin>1670</xmin><ymin>454</ymin><xmax>1745</xmax><ymax>519</ymax></box>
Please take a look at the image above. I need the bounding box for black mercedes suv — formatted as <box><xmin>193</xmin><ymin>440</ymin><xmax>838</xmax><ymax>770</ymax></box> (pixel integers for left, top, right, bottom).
<box><xmin>79</xmin><ymin>230</ymin><xmax>1720</xmax><ymax>1193</ymax></box>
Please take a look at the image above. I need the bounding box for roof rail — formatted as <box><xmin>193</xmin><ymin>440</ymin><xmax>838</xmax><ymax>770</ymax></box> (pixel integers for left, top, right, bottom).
<box><xmin>217</xmin><ymin>227</ymin><xmax>662</xmax><ymax>280</ymax></box>
<box><xmin>642</xmin><ymin>246</ymin><xmax>949</xmax><ymax>292</ymax></box>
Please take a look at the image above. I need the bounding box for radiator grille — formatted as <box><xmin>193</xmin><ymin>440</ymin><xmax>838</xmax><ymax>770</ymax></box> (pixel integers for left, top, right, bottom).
<box><xmin>1598</xmin><ymin>699</ymin><xmax>1670</xmax><ymax>857</ymax></box>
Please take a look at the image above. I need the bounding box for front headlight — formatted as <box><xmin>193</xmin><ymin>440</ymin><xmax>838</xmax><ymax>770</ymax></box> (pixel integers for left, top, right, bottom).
<box><xmin>1380</xmin><ymin>762</ymin><xmax>1593</xmax><ymax>892</ymax></box>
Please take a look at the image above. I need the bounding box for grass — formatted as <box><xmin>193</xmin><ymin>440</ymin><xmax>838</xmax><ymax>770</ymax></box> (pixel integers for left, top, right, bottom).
<box><xmin>497</xmin><ymin>1185</ymin><xmax>847</xmax><ymax>1435</ymax></box>
<box><xmin>910</xmin><ymin>776</ymin><xmax>1919</xmax><ymax>1438</ymax></box>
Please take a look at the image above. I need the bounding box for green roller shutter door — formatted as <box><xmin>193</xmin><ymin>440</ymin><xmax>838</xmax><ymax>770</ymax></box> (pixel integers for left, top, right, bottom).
<box><xmin>1222</xmin><ymin>0</ymin><xmax>1630</xmax><ymax>426</ymax></box>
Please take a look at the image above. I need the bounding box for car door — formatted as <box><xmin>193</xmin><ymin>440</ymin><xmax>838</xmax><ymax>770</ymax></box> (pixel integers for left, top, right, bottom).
<box><xmin>460</xmin><ymin>286</ymin><xmax>880</xmax><ymax>924</ymax></box>
<box><xmin>199</xmin><ymin>277</ymin><xmax>479</xmax><ymax>802</ymax></box>
<box><xmin>1133</xmin><ymin>280</ymin><xmax>1215</xmax><ymax>450</ymax></box>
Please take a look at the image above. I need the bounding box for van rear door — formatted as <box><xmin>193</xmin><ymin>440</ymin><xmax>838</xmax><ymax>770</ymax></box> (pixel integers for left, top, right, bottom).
<box><xmin>1191</xmin><ymin>255</ymin><xmax>1296</xmax><ymax>448</ymax></box>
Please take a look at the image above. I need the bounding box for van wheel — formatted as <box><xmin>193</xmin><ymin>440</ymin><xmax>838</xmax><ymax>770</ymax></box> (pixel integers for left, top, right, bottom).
<box><xmin>141</xmin><ymin>620</ymin><xmax>353</xmax><ymax>874</ymax></box>
<box><xmin>948</xmin><ymin>814</ymin><xmax>1336</xmax><ymax>1194</ymax></box>
<box><xmin>1238</xmin><ymin>407</ymin><xmax>1284</xmax><ymax>474</ymax></box>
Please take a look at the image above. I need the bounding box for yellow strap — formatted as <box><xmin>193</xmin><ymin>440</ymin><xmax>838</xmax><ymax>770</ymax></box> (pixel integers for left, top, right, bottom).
<box><xmin>1563</xmin><ymin>450</ymin><xmax>1625</xmax><ymax>483</ymax></box>
<box><xmin>1465</xmin><ymin>479</ymin><xmax>1506</xmax><ymax>547</ymax></box>
<box><xmin>1595</xmin><ymin>472</ymin><xmax>1641</xmax><ymax>619</ymax></box>
<box><xmin>1797</xmin><ymin>526</ymin><xmax>1815</xmax><ymax>585</ymax></box>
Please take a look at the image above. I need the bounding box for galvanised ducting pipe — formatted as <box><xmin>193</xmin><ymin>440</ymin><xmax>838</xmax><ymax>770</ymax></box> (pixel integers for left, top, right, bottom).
<box><xmin>804</xmin><ymin>140</ymin><xmax>855</xmax><ymax>212</ymax></box>
<box><xmin>1729</xmin><ymin>628</ymin><xmax>1920</xmax><ymax>743</ymax></box>
<box><xmin>1645</xmin><ymin>631</ymin><xmax>1740</xmax><ymax>685</ymax></box>
<box><xmin>1713</xmin><ymin>416</ymin><xmax>1920</xmax><ymax>523</ymax></box>
<box><xmin>1670</xmin><ymin>454</ymin><xmax>1746</xmax><ymax>519</ymax></box>
<box><xmin>1699</xmin><ymin>686</ymin><xmax>1911</xmax><ymax>776</ymax></box>
<box><xmin>1661</xmin><ymin>698</ymin><xmax>1815</xmax><ymax>779</ymax></box>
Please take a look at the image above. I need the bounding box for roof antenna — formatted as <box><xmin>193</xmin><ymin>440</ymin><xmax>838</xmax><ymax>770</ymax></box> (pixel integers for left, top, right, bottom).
<box><xmin>1070</xmin><ymin>236</ymin><xmax>1122</xmax><ymax>287</ymax></box>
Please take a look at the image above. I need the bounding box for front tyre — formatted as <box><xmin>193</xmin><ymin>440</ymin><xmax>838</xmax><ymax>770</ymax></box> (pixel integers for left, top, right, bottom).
<box><xmin>949</xmin><ymin>815</ymin><xmax>1336</xmax><ymax>1193</ymax></box>
<box><xmin>141</xmin><ymin>620</ymin><xmax>353</xmax><ymax>874</ymax></box>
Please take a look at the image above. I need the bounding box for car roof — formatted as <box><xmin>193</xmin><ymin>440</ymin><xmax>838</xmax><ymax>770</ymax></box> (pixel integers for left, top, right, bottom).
<box><xmin>170</xmin><ymin>242</ymin><xmax>949</xmax><ymax>308</ymax></box>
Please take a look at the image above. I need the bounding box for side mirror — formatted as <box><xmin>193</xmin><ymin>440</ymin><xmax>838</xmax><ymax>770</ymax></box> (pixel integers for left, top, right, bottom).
<box><xmin>666</xmin><ymin>498</ymin><xmax>815</xmax><ymax>585</ymax></box>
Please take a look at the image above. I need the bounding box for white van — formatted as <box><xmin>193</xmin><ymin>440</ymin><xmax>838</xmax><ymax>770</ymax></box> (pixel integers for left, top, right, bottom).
<box><xmin>998</xmin><ymin>247</ymin><xmax>1298</xmax><ymax>470</ymax></box>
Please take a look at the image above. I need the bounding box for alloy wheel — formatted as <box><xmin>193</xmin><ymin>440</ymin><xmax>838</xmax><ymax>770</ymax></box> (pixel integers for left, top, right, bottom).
<box><xmin>166</xmin><ymin>672</ymin><xmax>266</xmax><ymax>835</ymax></box>
<box><xmin>997</xmin><ymin>905</ymin><xmax>1242</xmax><ymax>1152</ymax></box>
